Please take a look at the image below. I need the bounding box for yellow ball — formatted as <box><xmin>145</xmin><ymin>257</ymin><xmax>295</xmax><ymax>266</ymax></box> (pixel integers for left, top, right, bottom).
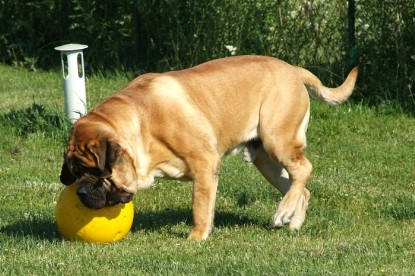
<box><xmin>55</xmin><ymin>182</ymin><xmax>134</xmax><ymax>243</ymax></box>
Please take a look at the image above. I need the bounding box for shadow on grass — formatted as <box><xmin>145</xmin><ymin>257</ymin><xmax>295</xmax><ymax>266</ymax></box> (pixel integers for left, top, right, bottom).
<box><xmin>1</xmin><ymin>209</ymin><xmax>269</xmax><ymax>241</ymax></box>
<box><xmin>132</xmin><ymin>208</ymin><xmax>269</xmax><ymax>233</ymax></box>
<box><xmin>0</xmin><ymin>218</ymin><xmax>63</xmax><ymax>242</ymax></box>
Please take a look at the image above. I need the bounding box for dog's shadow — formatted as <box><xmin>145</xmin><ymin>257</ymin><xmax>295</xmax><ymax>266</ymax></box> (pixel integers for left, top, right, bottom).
<box><xmin>0</xmin><ymin>209</ymin><xmax>267</xmax><ymax>241</ymax></box>
<box><xmin>132</xmin><ymin>208</ymin><xmax>268</xmax><ymax>236</ymax></box>
<box><xmin>0</xmin><ymin>217</ymin><xmax>63</xmax><ymax>242</ymax></box>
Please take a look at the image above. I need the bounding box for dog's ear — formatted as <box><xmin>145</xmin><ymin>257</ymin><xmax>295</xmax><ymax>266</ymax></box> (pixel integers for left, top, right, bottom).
<box><xmin>89</xmin><ymin>139</ymin><xmax>121</xmax><ymax>174</ymax></box>
<box><xmin>60</xmin><ymin>161</ymin><xmax>77</xmax><ymax>185</ymax></box>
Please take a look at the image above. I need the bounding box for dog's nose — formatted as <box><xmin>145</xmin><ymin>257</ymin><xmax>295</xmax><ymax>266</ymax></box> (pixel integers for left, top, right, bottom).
<box><xmin>76</xmin><ymin>183</ymin><xmax>107</xmax><ymax>209</ymax></box>
<box><xmin>76</xmin><ymin>184</ymin><xmax>88</xmax><ymax>196</ymax></box>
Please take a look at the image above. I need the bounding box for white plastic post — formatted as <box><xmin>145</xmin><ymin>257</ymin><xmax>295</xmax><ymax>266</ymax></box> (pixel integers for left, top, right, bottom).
<box><xmin>55</xmin><ymin>44</ymin><xmax>88</xmax><ymax>122</ymax></box>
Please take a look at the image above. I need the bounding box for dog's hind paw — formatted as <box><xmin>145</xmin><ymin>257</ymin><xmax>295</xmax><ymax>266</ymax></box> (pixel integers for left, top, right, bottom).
<box><xmin>272</xmin><ymin>211</ymin><xmax>293</xmax><ymax>228</ymax></box>
<box><xmin>271</xmin><ymin>198</ymin><xmax>297</xmax><ymax>228</ymax></box>
<box><xmin>242</xmin><ymin>139</ymin><xmax>262</xmax><ymax>163</ymax></box>
<box><xmin>272</xmin><ymin>189</ymin><xmax>310</xmax><ymax>230</ymax></box>
<box><xmin>242</xmin><ymin>147</ymin><xmax>254</xmax><ymax>163</ymax></box>
<box><xmin>287</xmin><ymin>216</ymin><xmax>304</xmax><ymax>230</ymax></box>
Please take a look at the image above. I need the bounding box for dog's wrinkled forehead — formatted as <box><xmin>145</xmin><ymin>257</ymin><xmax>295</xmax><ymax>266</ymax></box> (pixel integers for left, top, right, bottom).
<box><xmin>66</xmin><ymin>124</ymin><xmax>108</xmax><ymax>168</ymax></box>
<box><xmin>64</xmin><ymin>144</ymin><xmax>93</xmax><ymax>178</ymax></box>
<box><xmin>66</xmin><ymin>141</ymin><xmax>98</xmax><ymax>167</ymax></box>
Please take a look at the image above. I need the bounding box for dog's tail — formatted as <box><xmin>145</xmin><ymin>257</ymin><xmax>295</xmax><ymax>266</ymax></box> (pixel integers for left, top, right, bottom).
<box><xmin>298</xmin><ymin>67</ymin><xmax>358</xmax><ymax>105</ymax></box>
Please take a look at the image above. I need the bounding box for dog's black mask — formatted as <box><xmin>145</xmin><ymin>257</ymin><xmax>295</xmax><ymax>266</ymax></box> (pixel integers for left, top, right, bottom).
<box><xmin>61</xmin><ymin>165</ymin><xmax>132</xmax><ymax>209</ymax></box>
<box><xmin>76</xmin><ymin>176</ymin><xmax>133</xmax><ymax>209</ymax></box>
<box><xmin>76</xmin><ymin>181</ymin><xmax>107</xmax><ymax>209</ymax></box>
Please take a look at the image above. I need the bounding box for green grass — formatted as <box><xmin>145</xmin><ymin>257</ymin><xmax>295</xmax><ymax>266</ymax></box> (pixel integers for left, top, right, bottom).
<box><xmin>1</xmin><ymin>64</ymin><xmax>415</xmax><ymax>274</ymax></box>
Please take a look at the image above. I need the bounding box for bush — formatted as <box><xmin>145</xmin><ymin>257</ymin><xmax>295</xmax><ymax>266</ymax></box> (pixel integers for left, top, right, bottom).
<box><xmin>356</xmin><ymin>0</ymin><xmax>415</xmax><ymax>110</ymax></box>
<box><xmin>0</xmin><ymin>0</ymin><xmax>137</xmax><ymax>71</ymax></box>
<box><xmin>0</xmin><ymin>104</ymin><xmax>71</xmax><ymax>139</ymax></box>
<box><xmin>138</xmin><ymin>1</ymin><xmax>348</xmax><ymax>76</ymax></box>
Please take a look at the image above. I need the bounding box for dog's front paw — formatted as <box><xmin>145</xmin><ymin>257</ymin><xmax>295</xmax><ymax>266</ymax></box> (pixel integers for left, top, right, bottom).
<box><xmin>188</xmin><ymin>228</ymin><xmax>210</xmax><ymax>241</ymax></box>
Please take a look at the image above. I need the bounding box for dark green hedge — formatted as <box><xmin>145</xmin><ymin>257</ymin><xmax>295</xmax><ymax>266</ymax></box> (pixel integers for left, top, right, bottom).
<box><xmin>1</xmin><ymin>0</ymin><xmax>414</xmax><ymax>111</ymax></box>
<box><xmin>0</xmin><ymin>1</ymin><xmax>138</xmax><ymax>70</ymax></box>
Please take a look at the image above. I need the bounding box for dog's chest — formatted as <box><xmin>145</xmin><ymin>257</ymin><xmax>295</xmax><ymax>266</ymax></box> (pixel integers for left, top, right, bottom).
<box><xmin>136</xmin><ymin>160</ymin><xmax>189</xmax><ymax>189</ymax></box>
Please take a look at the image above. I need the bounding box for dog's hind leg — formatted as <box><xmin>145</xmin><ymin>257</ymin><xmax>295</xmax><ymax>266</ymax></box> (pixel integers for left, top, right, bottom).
<box><xmin>252</xmin><ymin>144</ymin><xmax>310</xmax><ymax>230</ymax></box>
<box><xmin>255</xmin><ymin>88</ymin><xmax>312</xmax><ymax>229</ymax></box>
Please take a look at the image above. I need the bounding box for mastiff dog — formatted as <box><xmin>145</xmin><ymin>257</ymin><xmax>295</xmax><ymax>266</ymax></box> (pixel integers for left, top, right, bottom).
<box><xmin>60</xmin><ymin>55</ymin><xmax>358</xmax><ymax>240</ymax></box>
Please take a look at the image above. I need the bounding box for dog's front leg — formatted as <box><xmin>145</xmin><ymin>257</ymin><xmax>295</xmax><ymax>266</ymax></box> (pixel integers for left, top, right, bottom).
<box><xmin>188</xmin><ymin>161</ymin><xmax>220</xmax><ymax>241</ymax></box>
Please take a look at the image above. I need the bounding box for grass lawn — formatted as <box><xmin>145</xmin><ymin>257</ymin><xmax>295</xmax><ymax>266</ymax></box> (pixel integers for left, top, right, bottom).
<box><xmin>1</xmin><ymin>64</ymin><xmax>414</xmax><ymax>274</ymax></box>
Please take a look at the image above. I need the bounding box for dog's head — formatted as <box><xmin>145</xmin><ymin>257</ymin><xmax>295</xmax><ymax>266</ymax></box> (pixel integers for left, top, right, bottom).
<box><xmin>60</xmin><ymin>120</ymin><xmax>137</xmax><ymax>209</ymax></box>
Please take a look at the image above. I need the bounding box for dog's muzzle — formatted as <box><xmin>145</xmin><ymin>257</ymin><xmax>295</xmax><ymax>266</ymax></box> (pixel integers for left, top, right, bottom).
<box><xmin>76</xmin><ymin>177</ymin><xmax>133</xmax><ymax>209</ymax></box>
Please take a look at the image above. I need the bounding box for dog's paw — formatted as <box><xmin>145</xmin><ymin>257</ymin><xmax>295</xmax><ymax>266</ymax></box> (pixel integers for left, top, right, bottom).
<box><xmin>287</xmin><ymin>214</ymin><xmax>304</xmax><ymax>230</ymax></box>
<box><xmin>289</xmin><ymin>189</ymin><xmax>310</xmax><ymax>230</ymax></box>
<box><xmin>273</xmin><ymin>189</ymin><xmax>310</xmax><ymax>230</ymax></box>
<box><xmin>188</xmin><ymin>229</ymin><xmax>209</xmax><ymax>241</ymax></box>
<box><xmin>242</xmin><ymin>141</ymin><xmax>260</xmax><ymax>163</ymax></box>
<box><xmin>272</xmin><ymin>209</ymin><xmax>294</xmax><ymax>228</ymax></box>
<box><xmin>242</xmin><ymin>147</ymin><xmax>254</xmax><ymax>163</ymax></box>
<box><xmin>272</xmin><ymin>197</ymin><xmax>297</xmax><ymax>228</ymax></box>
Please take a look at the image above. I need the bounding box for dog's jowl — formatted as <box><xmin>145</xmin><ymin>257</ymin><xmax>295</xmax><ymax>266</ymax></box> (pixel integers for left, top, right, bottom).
<box><xmin>60</xmin><ymin>55</ymin><xmax>358</xmax><ymax>241</ymax></box>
